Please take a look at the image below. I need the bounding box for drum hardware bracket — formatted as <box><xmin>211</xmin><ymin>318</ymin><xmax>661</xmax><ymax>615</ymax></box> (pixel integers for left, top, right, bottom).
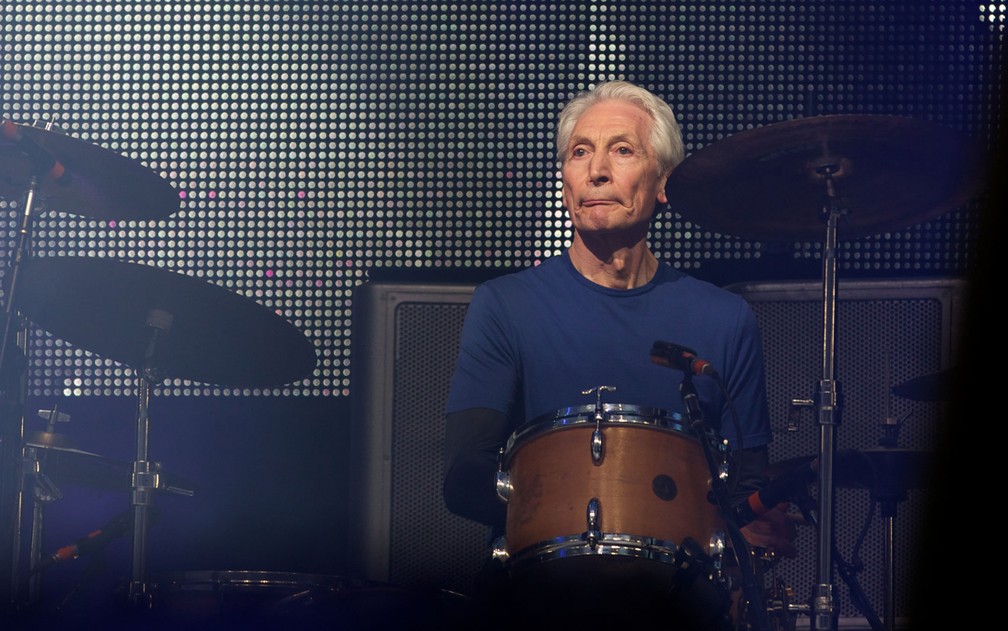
<box><xmin>670</xmin><ymin>537</ymin><xmax>707</xmax><ymax>578</ymax></box>
<box><xmin>708</xmin><ymin>529</ymin><xmax>727</xmax><ymax>561</ymax></box>
<box><xmin>787</xmin><ymin>398</ymin><xmax>815</xmax><ymax>432</ymax></box>
<box><xmin>670</xmin><ymin>536</ymin><xmax>735</xmax><ymax>603</ymax></box>
<box><xmin>584</xmin><ymin>497</ymin><xmax>601</xmax><ymax>550</ymax></box>
<box><xmin>159</xmin><ymin>483</ymin><xmax>194</xmax><ymax>498</ymax></box>
<box><xmin>132</xmin><ymin>461</ymin><xmax>160</xmax><ymax>507</ymax></box>
<box><xmin>581</xmin><ymin>385</ymin><xmax>615</xmax><ymax>465</ymax></box>
<box><xmin>494</xmin><ymin>447</ymin><xmax>510</xmax><ymax>503</ymax></box>
<box><xmin>789</xmin><ymin>378</ymin><xmax>844</xmax><ymax>431</ymax></box>
<box><xmin>765</xmin><ymin>575</ymin><xmax>805</xmax><ymax>631</ymax></box>
<box><xmin>23</xmin><ymin>450</ymin><xmax>63</xmax><ymax>503</ymax></box>
<box><xmin>132</xmin><ymin>459</ymin><xmax>194</xmax><ymax>498</ymax></box>
<box><xmin>815</xmin><ymin>379</ymin><xmax>840</xmax><ymax>427</ymax></box>
<box><xmin>490</xmin><ymin>536</ymin><xmax>509</xmax><ymax>565</ymax></box>
<box><xmin>879</xmin><ymin>410</ymin><xmax>911</xmax><ymax>449</ymax></box>
<box><xmin>716</xmin><ymin>437</ymin><xmax>731</xmax><ymax>483</ymax></box>
<box><xmin>37</xmin><ymin>408</ymin><xmax>70</xmax><ymax>425</ymax></box>
<box><xmin>590</xmin><ymin>421</ymin><xmax>603</xmax><ymax>464</ymax></box>
<box><xmin>141</xmin><ymin>309</ymin><xmax>174</xmax><ymax>385</ymax></box>
<box><xmin>815</xmin><ymin>163</ymin><xmax>849</xmax><ymax>222</ymax></box>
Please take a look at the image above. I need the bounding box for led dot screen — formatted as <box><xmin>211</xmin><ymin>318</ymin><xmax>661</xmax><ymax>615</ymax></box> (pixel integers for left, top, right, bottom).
<box><xmin>0</xmin><ymin>2</ymin><xmax>1002</xmax><ymax>398</ymax></box>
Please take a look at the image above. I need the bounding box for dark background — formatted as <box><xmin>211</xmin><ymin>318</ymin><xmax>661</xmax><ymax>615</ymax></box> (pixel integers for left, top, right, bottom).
<box><xmin>1</xmin><ymin>2</ymin><xmax>1002</xmax><ymax>628</ymax></box>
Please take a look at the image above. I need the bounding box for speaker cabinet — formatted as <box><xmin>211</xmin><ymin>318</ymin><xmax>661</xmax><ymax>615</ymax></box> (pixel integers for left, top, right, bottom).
<box><xmin>349</xmin><ymin>276</ymin><xmax>964</xmax><ymax>624</ymax></box>
<box><xmin>349</xmin><ymin>281</ymin><xmax>489</xmax><ymax>596</ymax></box>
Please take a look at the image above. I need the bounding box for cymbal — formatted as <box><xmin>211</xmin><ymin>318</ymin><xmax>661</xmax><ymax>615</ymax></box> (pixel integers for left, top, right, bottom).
<box><xmin>24</xmin><ymin>441</ymin><xmax>131</xmax><ymax>491</ymax></box>
<box><xmin>14</xmin><ymin>256</ymin><xmax>318</xmax><ymax>388</ymax></box>
<box><xmin>665</xmin><ymin>115</ymin><xmax>987</xmax><ymax>241</ymax></box>
<box><xmin>26</xmin><ymin>439</ymin><xmax>195</xmax><ymax>493</ymax></box>
<box><xmin>24</xmin><ymin>430</ymin><xmax>77</xmax><ymax>451</ymax></box>
<box><xmin>892</xmin><ymin>368</ymin><xmax>957</xmax><ymax>401</ymax></box>
<box><xmin>0</xmin><ymin>120</ymin><xmax>179</xmax><ymax>220</ymax></box>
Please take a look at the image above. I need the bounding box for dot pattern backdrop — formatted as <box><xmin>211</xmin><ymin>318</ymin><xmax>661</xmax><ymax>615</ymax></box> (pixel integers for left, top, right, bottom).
<box><xmin>1</xmin><ymin>2</ymin><xmax>1003</xmax><ymax>398</ymax></box>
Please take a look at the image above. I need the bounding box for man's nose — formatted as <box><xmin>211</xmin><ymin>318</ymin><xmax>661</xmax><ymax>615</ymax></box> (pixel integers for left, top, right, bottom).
<box><xmin>588</xmin><ymin>153</ymin><xmax>611</xmax><ymax>183</ymax></box>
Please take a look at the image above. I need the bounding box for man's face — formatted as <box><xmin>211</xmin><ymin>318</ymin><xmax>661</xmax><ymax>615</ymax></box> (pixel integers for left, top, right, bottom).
<box><xmin>561</xmin><ymin>99</ymin><xmax>669</xmax><ymax>239</ymax></box>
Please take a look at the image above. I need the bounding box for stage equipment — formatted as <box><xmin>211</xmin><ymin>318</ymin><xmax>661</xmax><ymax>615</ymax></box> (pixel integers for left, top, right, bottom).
<box><xmin>348</xmin><ymin>282</ymin><xmax>491</xmax><ymax>597</ymax></box>
<box><xmin>491</xmin><ymin>401</ymin><xmax>737</xmax><ymax>626</ymax></box>
<box><xmin>664</xmin><ymin>115</ymin><xmax>986</xmax><ymax>242</ymax></box>
<box><xmin>1</xmin><ymin>118</ymin><xmax>183</xmax><ymax>613</ymax></box>
<box><xmin>14</xmin><ymin>256</ymin><xmax>317</xmax><ymax>390</ymax></box>
<box><xmin>891</xmin><ymin>369</ymin><xmax>957</xmax><ymax>402</ymax></box>
<box><xmin>350</xmin><ymin>275</ymin><xmax>962</xmax><ymax>629</ymax></box>
<box><xmin>668</xmin><ymin>114</ymin><xmax>985</xmax><ymax>630</ymax></box>
<box><xmin>0</xmin><ymin>117</ymin><xmax>315</xmax><ymax>615</ymax></box>
<box><xmin>25</xmin><ymin>431</ymin><xmax>194</xmax><ymax>495</ymax></box>
<box><xmin>1</xmin><ymin>120</ymin><xmax>179</xmax><ymax>220</ymax></box>
<box><xmin>11</xmin><ymin>256</ymin><xmax>316</xmax><ymax>607</ymax></box>
<box><xmin>147</xmin><ymin>570</ymin><xmax>476</xmax><ymax>630</ymax></box>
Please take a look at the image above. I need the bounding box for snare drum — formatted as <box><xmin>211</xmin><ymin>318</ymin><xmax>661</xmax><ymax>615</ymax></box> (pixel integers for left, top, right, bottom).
<box><xmin>494</xmin><ymin>404</ymin><xmax>733</xmax><ymax>625</ymax></box>
<box><xmin>149</xmin><ymin>571</ymin><xmax>475</xmax><ymax>629</ymax></box>
<box><xmin>149</xmin><ymin>571</ymin><xmax>364</xmax><ymax>627</ymax></box>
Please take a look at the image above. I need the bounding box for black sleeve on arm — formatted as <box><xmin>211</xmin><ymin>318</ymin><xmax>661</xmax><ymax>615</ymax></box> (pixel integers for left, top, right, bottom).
<box><xmin>729</xmin><ymin>444</ymin><xmax>770</xmax><ymax>506</ymax></box>
<box><xmin>443</xmin><ymin>407</ymin><xmax>510</xmax><ymax>532</ymax></box>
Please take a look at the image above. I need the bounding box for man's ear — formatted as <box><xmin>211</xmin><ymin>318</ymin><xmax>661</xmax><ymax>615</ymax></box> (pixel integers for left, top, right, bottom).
<box><xmin>655</xmin><ymin>170</ymin><xmax>671</xmax><ymax>206</ymax></box>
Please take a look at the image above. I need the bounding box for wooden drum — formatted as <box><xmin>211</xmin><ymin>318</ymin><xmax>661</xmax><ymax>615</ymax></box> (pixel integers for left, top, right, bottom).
<box><xmin>495</xmin><ymin>404</ymin><xmax>735</xmax><ymax>626</ymax></box>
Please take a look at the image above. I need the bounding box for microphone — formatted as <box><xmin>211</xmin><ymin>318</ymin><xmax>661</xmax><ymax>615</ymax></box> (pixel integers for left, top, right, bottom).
<box><xmin>1</xmin><ymin>119</ymin><xmax>67</xmax><ymax>182</ymax></box>
<box><xmin>733</xmin><ymin>458</ymin><xmax>818</xmax><ymax>527</ymax></box>
<box><xmin>650</xmin><ymin>340</ymin><xmax>718</xmax><ymax>377</ymax></box>
<box><xmin>31</xmin><ymin>509</ymin><xmax>132</xmax><ymax>575</ymax></box>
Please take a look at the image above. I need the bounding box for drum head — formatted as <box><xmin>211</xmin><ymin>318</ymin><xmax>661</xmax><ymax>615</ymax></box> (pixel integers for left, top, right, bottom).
<box><xmin>504</xmin><ymin>403</ymin><xmax>689</xmax><ymax>460</ymax></box>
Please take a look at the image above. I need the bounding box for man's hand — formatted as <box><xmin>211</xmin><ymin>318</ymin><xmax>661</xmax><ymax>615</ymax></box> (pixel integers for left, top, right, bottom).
<box><xmin>738</xmin><ymin>501</ymin><xmax>804</xmax><ymax>558</ymax></box>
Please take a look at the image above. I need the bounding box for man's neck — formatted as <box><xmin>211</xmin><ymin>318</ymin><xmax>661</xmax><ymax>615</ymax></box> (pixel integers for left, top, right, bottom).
<box><xmin>568</xmin><ymin>237</ymin><xmax>657</xmax><ymax>289</ymax></box>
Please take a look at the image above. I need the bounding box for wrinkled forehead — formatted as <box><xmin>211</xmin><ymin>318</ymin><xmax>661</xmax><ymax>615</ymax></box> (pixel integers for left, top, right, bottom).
<box><xmin>569</xmin><ymin>99</ymin><xmax>654</xmax><ymax>146</ymax></box>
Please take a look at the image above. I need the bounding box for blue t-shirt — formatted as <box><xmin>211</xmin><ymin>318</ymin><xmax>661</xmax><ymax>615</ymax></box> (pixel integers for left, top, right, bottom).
<box><xmin>445</xmin><ymin>253</ymin><xmax>772</xmax><ymax>450</ymax></box>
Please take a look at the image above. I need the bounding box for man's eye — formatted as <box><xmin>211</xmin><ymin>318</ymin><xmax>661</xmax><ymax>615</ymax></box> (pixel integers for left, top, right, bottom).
<box><xmin>616</xmin><ymin>146</ymin><xmax>633</xmax><ymax>155</ymax></box>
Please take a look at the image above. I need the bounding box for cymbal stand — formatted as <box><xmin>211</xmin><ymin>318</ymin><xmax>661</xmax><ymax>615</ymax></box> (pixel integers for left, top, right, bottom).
<box><xmin>127</xmin><ymin>307</ymin><xmax>173</xmax><ymax>609</ymax></box>
<box><xmin>876</xmin><ymin>412</ymin><xmax>912</xmax><ymax>631</ymax></box>
<box><xmin>877</xmin><ymin>488</ymin><xmax>901</xmax><ymax>631</ymax></box>
<box><xmin>26</xmin><ymin>407</ymin><xmax>70</xmax><ymax>605</ymax></box>
<box><xmin>807</xmin><ymin>165</ymin><xmax>846</xmax><ymax>631</ymax></box>
<box><xmin>795</xmin><ymin>494</ymin><xmax>884</xmax><ymax>631</ymax></box>
<box><xmin>0</xmin><ymin>170</ymin><xmax>44</xmax><ymax>611</ymax></box>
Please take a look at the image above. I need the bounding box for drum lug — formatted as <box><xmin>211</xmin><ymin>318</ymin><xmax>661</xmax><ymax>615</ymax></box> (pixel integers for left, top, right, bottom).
<box><xmin>671</xmin><ymin>537</ymin><xmax>706</xmax><ymax>574</ymax></box>
<box><xmin>709</xmin><ymin>529</ymin><xmax>727</xmax><ymax>560</ymax></box>
<box><xmin>495</xmin><ymin>447</ymin><xmax>511</xmax><ymax>502</ymax></box>
<box><xmin>495</xmin><ymin>470</ymin><xmax>511</xmax><ymax>503</ymax></box>
<box><xmin>491</xmin><ymin>536</ymin><xmax>510</xmax><ymax>564</ymax></box>
<box><xmin>582</xmin><ymin>385</ymin><xmax>615</xmax><ymax>465</ymax></box>
<box><xmin>590</xmin><ymin>426</ymin><xmax>604</xmax><ymax>464</ymax></box>
<box><xmin>584</xmin><ymin>497</ymin><xmax>601</xmax><ymax>549</ymax></box>
<box><xmin>716</xmin><ymin>438</ymin><xmax>731</xmax><ymax>483</ymax></box>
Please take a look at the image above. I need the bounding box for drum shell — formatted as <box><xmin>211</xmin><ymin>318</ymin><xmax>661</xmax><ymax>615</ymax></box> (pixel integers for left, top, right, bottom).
<box><xmin>502</xmin><ymin>412</ymin><xmax>725</xmax><ymax>561</ymax></box>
